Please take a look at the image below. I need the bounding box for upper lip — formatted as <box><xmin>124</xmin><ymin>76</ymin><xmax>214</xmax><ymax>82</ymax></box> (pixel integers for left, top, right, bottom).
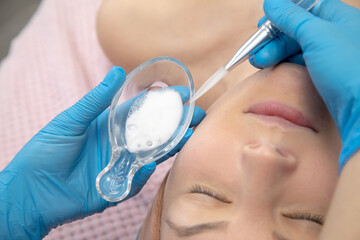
<box><xmin>245</xmin><ymin>101</ymin><xmax>318</xmax><ymax>133</ymax></box>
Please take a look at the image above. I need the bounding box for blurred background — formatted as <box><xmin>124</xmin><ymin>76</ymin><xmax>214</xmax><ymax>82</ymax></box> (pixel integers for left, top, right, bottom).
<box><xmin>0</xmin><ymin>0</ymin><xmax>41</xmax><ymax>60</ymax></box>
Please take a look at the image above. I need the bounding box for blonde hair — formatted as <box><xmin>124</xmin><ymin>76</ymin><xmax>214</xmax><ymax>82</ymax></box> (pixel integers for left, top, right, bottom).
<box><xmin>138</xmin><ymin>172</ymin><xmax>169</xmax><ymax>240</ymax></box>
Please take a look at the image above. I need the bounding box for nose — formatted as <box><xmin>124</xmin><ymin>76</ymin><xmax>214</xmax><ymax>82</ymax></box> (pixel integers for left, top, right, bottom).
<box><xmin>240</xmin><ymin>142</ymin><xmax>297</xmax><ymax>203</ymax></box>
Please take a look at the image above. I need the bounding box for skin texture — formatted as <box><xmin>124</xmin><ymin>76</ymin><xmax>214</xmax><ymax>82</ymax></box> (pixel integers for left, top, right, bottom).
<box><xmin>96</xmin><ymin>0</ymin><xmax>360</xmax><ymax>110</ymax></box>
<box><xmin>95</xmin><ymin>1</ymin><xmax>360</xmax><ymax>238</ymax></box>
<box><xmin>320</xmin><ymin>150</ymin><xmax>360</xmax><ymax>240</ymax></box>
<box><xmin>96</xmin><ymin>0</ymin><xmax>263</xmax><ymax>109</ymax></box>
<box><xmin>160</xmin><ymin>63</ymin><xmax>341</xmax><ymax>239</ymax></box>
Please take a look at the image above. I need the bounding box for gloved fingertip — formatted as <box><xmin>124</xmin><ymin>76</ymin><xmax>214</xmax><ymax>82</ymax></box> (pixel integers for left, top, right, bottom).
<box><xmin>257</xmin><ymin>15</ymin><xmax>268</xmax><ymax>28</ymax></box>
<box><xmin>46</xmin><ymin>66</ymin><xmax>127</xmax><ymax>136</ymax></box>
<box><xmin>285</xmin><ymin>53</ymin><xmax>306</xmax><ymax>66</ymax></box>
<box><xmin>175</xmin><ymin>128</ymin><xmax>193</xmax><ymax>149</ymax></box>
<box><xmin>251</xmin><ymin>36</ymin><xmax>294</xmax><ymax>69</ymax></box>
<box><xmin>131</xmin><ymin>162</ymin><xmax>156</xmax><ymax>185</ymax></box>
<box><xmin>184</xmin><ymin>128</ymin><xmax>193</xmax><ymax>138</ymax></box>
<box><xmin>141</xmin><ymin>162</ymin><xmax>157</xmax><ymax>174</ymax></box>
<box><xmin>190</xmin><ymin>107</ymin><xmax>206</xmax><ymax>127</ymax></box>
<box><xmin>111</xmin><ymin>66</ymin><xmax>126</xmax><ymax>77</ymax></box>
<box><xmin>249</xmin><ymin>55</ymin><xmax>263</xmax><ymax>69</ymax></box>
<box><xmin>104</xmin><ymin>66</ymin><xmax>127</xmax><ymax>88</ymax></box>
<box><xmin>170</xmin><ymin>86</ymin><xmax>190</xmax><ymax>103</ymax></box>
<box><xmin>195</xmin><ymin>106</ymin><xmax>206</xmax><ymax>118</ymax></box>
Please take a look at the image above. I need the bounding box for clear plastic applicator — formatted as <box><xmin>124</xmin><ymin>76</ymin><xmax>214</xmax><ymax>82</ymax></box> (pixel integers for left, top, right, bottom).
<box><xmin>192</xmin><ymin>0</ymin><xmax>319</xmax><ymax>102</ymax></box>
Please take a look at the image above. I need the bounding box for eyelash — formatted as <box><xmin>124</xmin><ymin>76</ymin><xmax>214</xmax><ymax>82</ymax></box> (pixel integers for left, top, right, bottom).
<box><xmin>190</xmin><ymin>185</ymin><xmax>323</xmax><ymax>225</ymax></box>
<box><xmin>283</xmin><ymin>212</ymin><xmax>324</xmax><ymax>225</ymax></box>
<box><xmin>190</xmin><ymin>184</ymin><xmax>231</xmax><ymax>203</ymax></box>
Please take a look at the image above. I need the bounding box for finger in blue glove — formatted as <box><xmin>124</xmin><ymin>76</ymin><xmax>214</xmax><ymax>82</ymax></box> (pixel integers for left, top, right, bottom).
<box><xmin>257</xmin><ymin>0</ymin><xmax>360</xmax><ymax>172</ymax></box>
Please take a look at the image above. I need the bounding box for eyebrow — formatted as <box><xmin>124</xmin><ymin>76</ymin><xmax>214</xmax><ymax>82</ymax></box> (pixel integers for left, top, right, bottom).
<box><xmin>166</xmin><ymin>218</ymin><xmax>292</xmax><ymax>239</ymax></box>
<box><xmin>166</xmin><ymin>218</ymin><xmax>228</xmax><ymax>237</ymax></box>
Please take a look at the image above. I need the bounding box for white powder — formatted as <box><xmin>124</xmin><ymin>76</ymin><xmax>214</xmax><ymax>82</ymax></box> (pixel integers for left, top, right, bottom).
<box><xmin>125</xmin><ymin>88</ymin><xmax>183</xmax><ymax>153</ymax></box>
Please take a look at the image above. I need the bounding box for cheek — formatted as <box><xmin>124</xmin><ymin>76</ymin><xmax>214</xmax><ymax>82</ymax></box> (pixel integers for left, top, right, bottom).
<box><xmin>287</xmin><ymin>134</ymin><xmax>340</xmax><ymax>210</ymax></box>
<box><xmin>176</xmin><ymin>118</ymin><xmax>242</xmax><ymax>171</ymax></box>
<box><xmin>303</xmin><ymin>122</ymin><xmax>341</xmax><ymax>183</ymax></box>
<box><xmin>165</xmin><ymin>119</ymin><xmax>245</xmax><ymax>199</ymax></box>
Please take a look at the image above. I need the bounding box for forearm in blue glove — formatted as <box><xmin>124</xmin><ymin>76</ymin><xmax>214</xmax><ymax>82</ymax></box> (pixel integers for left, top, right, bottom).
<box><xmin>250</xmin><ymin>0</ymin><xmax>360</xmax><ymax>172</ymax></box>
<box><xmin>0</xmin><ymin>66</ymin><xmax>206</xmax><ymax>239</ymax></box>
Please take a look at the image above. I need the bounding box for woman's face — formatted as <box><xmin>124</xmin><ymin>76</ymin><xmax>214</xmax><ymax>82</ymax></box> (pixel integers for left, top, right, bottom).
<box><xmin>160</xmin><ymin>63</ymin><xmax>341</xmax><ymax>239</ymax></box>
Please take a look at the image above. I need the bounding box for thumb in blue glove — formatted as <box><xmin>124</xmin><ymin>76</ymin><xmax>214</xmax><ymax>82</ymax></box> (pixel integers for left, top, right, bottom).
<box><xmin>249</xmin><ymin>0</ymin><xmax>360</xmax><ymax>172</ymax></box>
<box><xmin>0</xmin><ymin>66</ymin><xmax>206</xmax><ymax>239</ymax></box>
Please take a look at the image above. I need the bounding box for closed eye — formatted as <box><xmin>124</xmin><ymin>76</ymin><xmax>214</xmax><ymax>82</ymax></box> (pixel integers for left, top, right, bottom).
<box><xmin>283</xmin><ymin>212</ymin><xmax>324</xmax><ymax>225</ymax></box>
<box><xmin>190</xmin><ymin>184</ymin><xmax>232</xmax><ymax>204</ymax></box>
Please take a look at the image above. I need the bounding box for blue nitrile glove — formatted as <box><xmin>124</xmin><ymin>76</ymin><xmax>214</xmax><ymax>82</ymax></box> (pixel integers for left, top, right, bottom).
<box><xmin>249</xmin><ymin>0</ymin><xmax>360</xmax><ymax>172</ymax></box>
<box><xmin>0</xmin><ymin>66</ymin><xmax>206</xmax><ymax>239</ymax></box>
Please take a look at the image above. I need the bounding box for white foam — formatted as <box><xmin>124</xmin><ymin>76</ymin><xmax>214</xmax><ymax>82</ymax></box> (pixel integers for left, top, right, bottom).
<box><xmin>125</xmin><ymin>88</ymin><xmax>183</xmax><ymax>153</ymax></box>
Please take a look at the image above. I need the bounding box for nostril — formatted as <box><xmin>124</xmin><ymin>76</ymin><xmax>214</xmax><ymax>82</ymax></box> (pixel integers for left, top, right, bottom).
<box><xmin>240</xmin><ymin>143</ymin><xmax>298</xmax><ymax>196</ymax></box>
<box><xmin>247</xmin><ymin>142</ymin><xmax>262</xmax><ymax>149</ymax></box>
<box><xmin>275</xmin><ymin>147</ymin><xmax>288</xmax><ymax>158</ymax></box>
<box><xmin>242</xmin><ymin>142</ymin><xmax>297</xmax><ymax>172</ymax></box>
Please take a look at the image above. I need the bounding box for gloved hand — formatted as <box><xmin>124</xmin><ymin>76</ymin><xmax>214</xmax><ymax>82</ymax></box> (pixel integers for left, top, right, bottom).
<box><xmin>249</xmin><ymin>0</ymin><xmax>360</xmax><ymax>172</ymax></box>
<box><xmin>0</xmin><ymin>66</ymin><xmax>206</xmax><ymax>239</ymax></box>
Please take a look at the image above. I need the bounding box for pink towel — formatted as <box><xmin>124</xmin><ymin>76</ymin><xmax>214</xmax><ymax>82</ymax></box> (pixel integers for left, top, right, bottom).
<box><xmin>0</xmin><ymin>0</ymin><xmax>171</xmax><ymax>239</ymax></box>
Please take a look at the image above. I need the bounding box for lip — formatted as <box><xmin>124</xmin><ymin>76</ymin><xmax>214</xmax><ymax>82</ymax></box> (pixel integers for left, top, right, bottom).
<box><xmin>245</xmin><ymin>101</ymin><xmax>318</xmax><ymax>133</ymax></box>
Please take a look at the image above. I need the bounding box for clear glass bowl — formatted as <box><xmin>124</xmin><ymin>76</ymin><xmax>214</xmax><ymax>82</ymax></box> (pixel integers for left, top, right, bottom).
<box><xmin>96</xmin><ymin>56</ymin><xmax>195</xmax><ymax>202</ymax></box>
